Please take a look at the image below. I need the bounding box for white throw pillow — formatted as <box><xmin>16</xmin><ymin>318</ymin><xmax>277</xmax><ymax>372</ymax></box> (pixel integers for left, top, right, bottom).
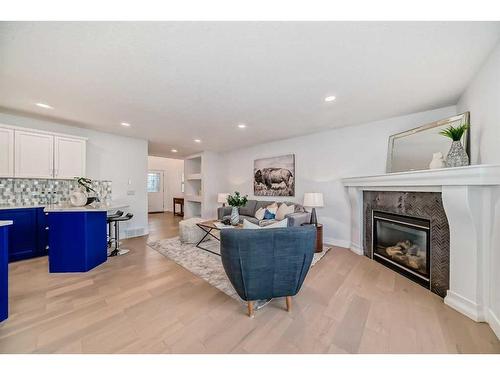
<box><xmin>254</xmin><ymin>207</ymin><xmax>266</xmax><ymax>220</ymax></box>
<box><xmin>266</xmin><ymin>202</ymin><xmax>278</xmax><ymax>215</ymax></box>
<box><xmin>243</xmin><ymin>218</ymin><xmax>288</xmax><ymax>229</ymax></box>
<box><xmin>276</xmin><ymin>203</ymin><xmax>295</xmax><ymax>221</ymax></box>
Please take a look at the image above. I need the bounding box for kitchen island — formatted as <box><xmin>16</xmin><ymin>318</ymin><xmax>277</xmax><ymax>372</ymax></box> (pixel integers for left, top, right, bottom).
<box><xmin>44</xmin><ymin>203</ymin><xmax>127</xmax><ymax>273</ymax></box>
<box><xmin>1</xmin><ymin>220</ymin><xmax>13</xmax><ymax>322</ymax></box>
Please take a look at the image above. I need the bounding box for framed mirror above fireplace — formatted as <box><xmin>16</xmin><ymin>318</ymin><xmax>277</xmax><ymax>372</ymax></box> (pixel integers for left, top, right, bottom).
<box><xmin>386</xmin><ymin>112</ymin><xmax>470</xmax><ymax>173</ymax></box>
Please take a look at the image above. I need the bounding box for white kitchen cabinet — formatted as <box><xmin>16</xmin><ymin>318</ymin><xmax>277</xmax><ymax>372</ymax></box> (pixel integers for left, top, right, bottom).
<box><xmin>14</xmin><ymin>130</ymin><xmax>54</xmax><ymax>178</ymax></box>
<box><xmin>54</xmin><ymin>136</ymin><xmax>86</xmax><ymax>179</ymax></box>
<box><xmin>0</xmin><ymin>127</ymin><xmax>14</xmax><ymax>177</ymax></box>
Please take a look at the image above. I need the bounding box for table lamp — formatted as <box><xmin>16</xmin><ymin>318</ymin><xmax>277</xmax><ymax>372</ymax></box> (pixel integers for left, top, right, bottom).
<box><xmin>303</xmin><ymin>192</ymin><xmax>324</xmax><ymax>226</ymax></box>
<box><xmin>217</xmin><ymin>193</ymin><xmax>230</xmax><ymax>207</ymax></box>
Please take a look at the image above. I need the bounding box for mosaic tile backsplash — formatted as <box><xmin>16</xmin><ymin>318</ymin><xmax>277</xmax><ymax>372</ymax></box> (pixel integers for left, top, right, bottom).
<box><xmin>0</xmin><ymin>178</ymin><xmax>112</xmax><ymax>206</ymax></box>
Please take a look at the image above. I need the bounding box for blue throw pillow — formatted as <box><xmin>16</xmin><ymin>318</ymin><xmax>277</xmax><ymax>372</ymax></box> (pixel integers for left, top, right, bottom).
<box><xmin>263</xmin><ymin>209</ymin><xmax>276</xmax><ymax>220</ymax></box>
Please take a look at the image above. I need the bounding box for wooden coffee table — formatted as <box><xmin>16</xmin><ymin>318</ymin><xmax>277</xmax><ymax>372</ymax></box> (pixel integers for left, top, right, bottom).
<box><xmin>195</xmin><ymin>220</ymin><xmax>241</xmax><ymax>256</ymax></box>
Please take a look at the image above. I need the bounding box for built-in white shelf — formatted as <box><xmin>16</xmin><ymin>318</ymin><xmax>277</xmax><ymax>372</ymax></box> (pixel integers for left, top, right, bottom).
<box><xmin>185</xmin><ymin>195</ymin><xmax>202</xmax><ymax>203</ymax></box>
<box><xmin>186</xmin><ymin>173</ymin><xmax>202</xmax><ymax>180</ymax></box>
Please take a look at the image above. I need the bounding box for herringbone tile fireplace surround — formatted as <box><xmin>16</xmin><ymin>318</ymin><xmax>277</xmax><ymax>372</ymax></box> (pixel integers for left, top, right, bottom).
<box><xmin>363</xmin><ymin>191</ymin><xmax>450</xmax><ymax>297</ymax></box>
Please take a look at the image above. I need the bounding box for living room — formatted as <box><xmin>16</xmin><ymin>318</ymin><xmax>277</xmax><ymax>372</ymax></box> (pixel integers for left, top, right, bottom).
<box><xmin>1</xmin><ymin>1</ymin><xmax>500</xmax><ymax>373</ymax></box>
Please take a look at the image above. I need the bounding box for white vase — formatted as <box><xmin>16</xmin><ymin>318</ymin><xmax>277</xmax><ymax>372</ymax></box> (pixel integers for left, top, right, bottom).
<box><xmin>69</xmin><ymin>190</ymin><xmax>87</xmax><ymax>207</ymax></box>
<box><xmin>429</xmin><ymin>152</ymin><xmax>446</xmax><ymax>169</ymax></box>
<box><xmin>230</xmin><ymin>206</ymin><xmax>240</xmax><ymax>225</ymax></box>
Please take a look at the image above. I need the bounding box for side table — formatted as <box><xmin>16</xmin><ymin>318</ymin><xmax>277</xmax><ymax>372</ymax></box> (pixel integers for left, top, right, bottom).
<box><xmin>301</xmin><ymin>223</ymin><xmax>323</xmax><ymax>253</ymax></box>
<box><xmin>173</xmin><ymin>197</ymin><xmax>184</xmax><ymax>217</ymax></box>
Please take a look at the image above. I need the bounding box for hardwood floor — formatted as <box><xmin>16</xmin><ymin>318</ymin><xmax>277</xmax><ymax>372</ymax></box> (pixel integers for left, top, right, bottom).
<box><xmin>0</xmin><ymin>212</ymin><xmax>499</xmax><ymax>354</ymax></box>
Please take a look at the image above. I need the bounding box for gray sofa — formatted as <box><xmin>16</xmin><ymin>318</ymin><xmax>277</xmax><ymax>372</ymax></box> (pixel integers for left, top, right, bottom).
<box><xmin>217</xmin><ymin>199</ymin><xmax>311</xmax><ymax>227</ymax></box>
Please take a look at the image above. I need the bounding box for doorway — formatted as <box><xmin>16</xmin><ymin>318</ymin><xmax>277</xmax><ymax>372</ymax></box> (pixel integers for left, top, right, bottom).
<box><xmin>147</xmin><ymin>170</ymin><xmax>165</xmax><ymax>213</ymax></box>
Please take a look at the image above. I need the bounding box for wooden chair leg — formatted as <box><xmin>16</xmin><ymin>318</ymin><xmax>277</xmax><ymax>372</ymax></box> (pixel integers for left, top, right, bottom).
<box><xmin>247</xmin><ymin>301</ymin><xmax>254</xmax><ymax>317</ymax></box>
<box><xmin>286</xmin><ymin>296</ymin><xmax>292</xmax><ymax>312</ymax></box>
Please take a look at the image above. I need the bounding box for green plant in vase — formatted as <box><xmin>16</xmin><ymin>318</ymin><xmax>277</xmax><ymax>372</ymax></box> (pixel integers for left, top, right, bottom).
<box><xmin>75</xmin><ymin>177</ymin><xmax>99</xmax><ymax>204</ymax></box>
<box><xmin>227</xmin><ymin>191</ymin><xmax>248</xmax><ymax>225</ymax></box>
<box><xmin>439</xmin><ymin>123</ymin><xmax>470</xmax><ymax>167</ymax></box>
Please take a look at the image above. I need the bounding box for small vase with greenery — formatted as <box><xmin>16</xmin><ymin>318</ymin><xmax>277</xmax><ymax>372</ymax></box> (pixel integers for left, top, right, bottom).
<box><xmin>227</xmin><ymin>191</ymin><xmax>248</xmax><ymax>225</ymax></box>
<box><xmin>439</xmin><ymin>123</ymin><xmax>470</xmax><ymax>168</ymax></box>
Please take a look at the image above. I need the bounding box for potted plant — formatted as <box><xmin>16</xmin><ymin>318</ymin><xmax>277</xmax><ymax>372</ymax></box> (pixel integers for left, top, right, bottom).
<box><xmin>439</xmin><ymin>123</ymin><xmax>470</xmax><ymax>167</ymax></box>
<box><xmin>227</xmin><ymin>191</ymin><xmax>248</xmax><ymax>225</ymax></box>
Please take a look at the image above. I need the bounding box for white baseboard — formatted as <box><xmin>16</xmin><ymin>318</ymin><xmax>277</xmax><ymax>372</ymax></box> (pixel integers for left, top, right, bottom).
<box><xmin>487</xmin><ymin>309</ymin><xmax>500</xmax><ymax>339</ymax></box>
<box><xmin>444</xmin><ymin>290</ymin><xmax>486</xmax><ymax>322</ymax></box>
<box><xmin>123</xmin><ymin>227</ymin><xmax>148</xmax><ymax>239</ymax></box>
<box><xmin>324</xmin><ymin>237</ymin><xmax>351</xmax><ymax>249</ymax></box>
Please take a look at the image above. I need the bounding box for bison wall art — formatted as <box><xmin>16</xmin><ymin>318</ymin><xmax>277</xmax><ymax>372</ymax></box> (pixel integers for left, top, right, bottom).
<box><xmin>253</xmin><ymin>154</ymin><xmax>295</xmax><ymax>196</ymax></box>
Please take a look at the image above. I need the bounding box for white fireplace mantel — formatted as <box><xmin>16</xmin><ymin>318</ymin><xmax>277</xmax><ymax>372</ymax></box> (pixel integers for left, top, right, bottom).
<box><xmin>341</xmin><ymin>164</ymin><xmax>500</xmax><ymax>338</ymax></box>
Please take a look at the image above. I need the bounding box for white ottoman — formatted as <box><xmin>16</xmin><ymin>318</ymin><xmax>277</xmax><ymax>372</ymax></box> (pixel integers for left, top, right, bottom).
<box><xmin>179</xmin><ymin>217</ymin><xmax>209</xmax><ymax>244</ymax></box>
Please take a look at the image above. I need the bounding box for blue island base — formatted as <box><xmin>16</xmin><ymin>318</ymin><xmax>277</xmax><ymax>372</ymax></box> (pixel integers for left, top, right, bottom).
<box><xmin>48</xmin><ymin>211</ymin><xmax>107</xmax><ymax>273</ymax></box>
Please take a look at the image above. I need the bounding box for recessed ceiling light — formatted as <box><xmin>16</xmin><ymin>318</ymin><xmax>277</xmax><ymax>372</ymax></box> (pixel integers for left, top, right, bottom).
<box><xmin>237</xmin><ymin>124</ymin><xmax>247</xmax><ymax>129</ymax></box>
<box><xmin>171</xmin><ymin>149</ymin><xmax>178</xmax><ymax>153</ymax></box>
<box><xmin>324</xmin><ymin>96</ymin><xmax>336</xmax><ymax>102</ymax></box>
<box><xmin>120</xmin><ymin>122</ymin><xmax>131</xmax><ymax>127</ymax></box>
<box><xmin>194</xmin><ymin>139</ymin><xmax>201</xmax><ymax>143</ymax></box>
<box><xmin>35</xmin><ymin>102</ymin><xmax>53</xmax><ymax>109</ymax></box>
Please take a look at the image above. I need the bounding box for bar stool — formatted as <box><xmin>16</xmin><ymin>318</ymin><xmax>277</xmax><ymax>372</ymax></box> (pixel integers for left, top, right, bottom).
<box><xmin>109</xmin><ymin>213</ymin><xmax>134</xmax><ymax>257</ymax></box>
<box><xmin>107</xmin><ymin>210</ymin><xmax>123</xmax><ymax>249</ymax></box>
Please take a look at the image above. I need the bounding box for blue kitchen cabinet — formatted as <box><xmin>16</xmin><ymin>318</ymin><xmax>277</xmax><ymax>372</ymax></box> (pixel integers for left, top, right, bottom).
<box><xmin>37</xmin><ymin>208</ymin><xmax>49</xmax><ymax>257</ymax></box>
<box><xmin>0</xmin><ymin>223</ymin><xmax>10</xmax><ymax>322</ymax></box>
<box><xmin>0</xmin><ymin>208</ymin><xmax>48</xmax><ymax>262</ymax></box>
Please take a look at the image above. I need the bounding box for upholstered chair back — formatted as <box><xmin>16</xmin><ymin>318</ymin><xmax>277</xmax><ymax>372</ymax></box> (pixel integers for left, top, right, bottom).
<box><xmin>220</xmin><ymin>226</ymin><xmax>316</xmax><ymax>301</ymax></box>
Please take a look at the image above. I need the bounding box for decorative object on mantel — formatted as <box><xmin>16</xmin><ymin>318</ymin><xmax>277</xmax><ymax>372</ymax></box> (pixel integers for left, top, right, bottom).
<box><xmin>303</xmin><ymin>192</ymin><xmax>324</xmax><ymax>225</ymax></box>
<box><xmin>429</xmin><ymin>152</ymin><xmax>446</xmax><ymax>169</ymax></box>
<box><xmin>227</xmin><ymin>191</ymin><xmax>248</xmax><ymax>225</ymax></box>
<box><xmin>386</xmin><ymin>112</ymin><xmax>470</xmax><ymax>173</ymax></box>
<box><xmin>254</xmin><ymin>154</ymin><xmax>295</xmax><ymax>197</ymax></box>
<box><xmin>439</xmin><ymin>123</ymin><xmax>470</xmax><ymax>167</ymax></box>
<box><xmin>217</xmin><ymin>193</ymin><xmax>229</xmax><ymax>207</ymax></box>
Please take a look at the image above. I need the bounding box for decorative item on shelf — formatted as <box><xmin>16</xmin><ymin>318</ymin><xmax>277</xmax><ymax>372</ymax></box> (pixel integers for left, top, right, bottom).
<box><xmin>74</xmin><ymin>177</ymin><xmax>99</xmax><ymax>205</ymax></box>
<box><xmin>303</xmin><ymin>192</ymin><xmax>324</xmax><ymax>226</ymax></box>
<box><xmin>217</xmin><ymin>193</ymin><xmax>230</xmax><ymax>207</ymax></box>
<box><xmin>429</xmin><ymin>152</ymin><xmax>446</xmax><ymax>169</ymax></box>
<box><xmin>227</xmin><ymin>191</ymin><xmax>248</xmax><ymax>225</ymax></box>
<box><xmin>439</xmin><ymin>123</ymin><xmax>470</xmax><ymax>167</ymax></box>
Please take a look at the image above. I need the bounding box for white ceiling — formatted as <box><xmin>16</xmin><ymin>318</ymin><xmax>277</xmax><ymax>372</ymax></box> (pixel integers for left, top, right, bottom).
<box><xmin>1</xmin><ymin>22</ymin><xmax>499</xmax><ymax>157</ymax></box>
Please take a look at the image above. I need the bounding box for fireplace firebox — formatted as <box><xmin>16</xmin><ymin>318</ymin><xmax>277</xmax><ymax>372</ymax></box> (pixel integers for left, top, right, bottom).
<box><xmin>372</xmin><ymin>211</ymin><xmax>430</xmax><ymax>288</ymax></box>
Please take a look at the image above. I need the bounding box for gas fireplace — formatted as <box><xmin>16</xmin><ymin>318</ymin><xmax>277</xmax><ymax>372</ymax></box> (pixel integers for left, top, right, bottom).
<box><xmin>372</xmin><ymin>210</ymin><xmax>430</xmax><ymax>288</ymax></box>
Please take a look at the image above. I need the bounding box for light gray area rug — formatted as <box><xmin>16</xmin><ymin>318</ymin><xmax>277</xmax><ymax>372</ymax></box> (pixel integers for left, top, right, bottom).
<box><xmin>147</xmin><ymin>236</ymin><xmax>331</xmax><ymax>301</ymax></box>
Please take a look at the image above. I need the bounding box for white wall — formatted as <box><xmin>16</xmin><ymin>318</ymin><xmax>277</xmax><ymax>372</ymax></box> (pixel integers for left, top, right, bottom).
<box><xmin>220</xmin><ymin>106</ymin><xmax>457</xmax><ymax>246</ymax></box>
<box><xmin>458</xmin><ymin>41</ymin><xmax>500</xmax><ymax>165</ymax></box>
<box><xmin>0</xmin><ymin>112</ymin><xmax>149</xmax><ymax>238</ymax></box>
<box><xmin>457</xmin><ymin>41</ymin><xmax>500</xmax><ymax>338</ymax></box>
<box><xmin>147</xmin><ymin>156</ymin><xmax>184</xmax><ymax>211</ymax></box>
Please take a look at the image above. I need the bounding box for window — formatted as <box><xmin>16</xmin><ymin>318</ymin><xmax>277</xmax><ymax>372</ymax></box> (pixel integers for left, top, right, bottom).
<box><xmin>181</xmin><ymin>172</ymin><xmax>185</xmax><ymax>193</ymax></box>
<box><xmin>147</xmin><ymin>173</ymin><xmax>161</xmax><ymax>193</ymax></box>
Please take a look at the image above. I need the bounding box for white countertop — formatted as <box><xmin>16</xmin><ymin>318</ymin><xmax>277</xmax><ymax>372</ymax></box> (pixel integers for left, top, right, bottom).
<box><xmin>0</xmin><ymin>202</ymin><xmax>129</xmax><ymax>213</ymax></box>
<box><xmin>0</xmin><ymin>220</ymin><xmax>13</xmax><ymax>227</ymax></box>
<box><xmin>44</xmin><ymin>202</ymin><xmax>129</xmax><ymax>213</ymax></box>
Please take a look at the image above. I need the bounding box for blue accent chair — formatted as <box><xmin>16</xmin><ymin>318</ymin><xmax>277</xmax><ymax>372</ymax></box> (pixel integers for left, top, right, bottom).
<box><xmin>220</xmin><ymin>226</ymin><xmax>316</xmax><ymax>317</ymax></box>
